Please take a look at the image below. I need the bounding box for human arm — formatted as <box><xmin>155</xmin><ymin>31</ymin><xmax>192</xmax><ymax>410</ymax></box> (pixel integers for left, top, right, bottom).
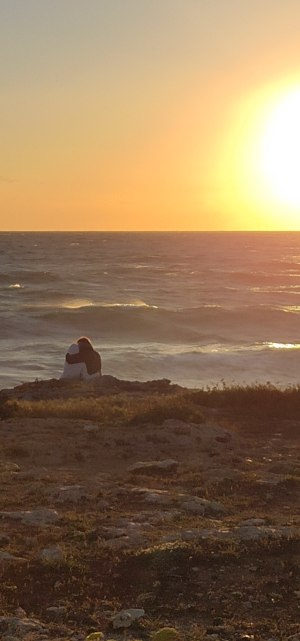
<box><xmin>66</xmin><ymin>352</ymin><xmax>84</xmax><ymax>365</ymax></box>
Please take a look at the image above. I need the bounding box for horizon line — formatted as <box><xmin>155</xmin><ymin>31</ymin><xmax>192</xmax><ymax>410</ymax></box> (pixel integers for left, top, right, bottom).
<box><xmin>1</xmin><ymin>229</ymin><xmax>300</xmax><ymax>233</ymax></box>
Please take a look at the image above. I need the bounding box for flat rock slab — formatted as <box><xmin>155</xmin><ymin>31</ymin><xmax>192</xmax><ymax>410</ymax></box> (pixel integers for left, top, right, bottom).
<box><xmin>0</xmin><ymin>508</ymin><xmax>60</xmax><ymax>526</ymax></box>
<box><xmin>99</xmin><ymin>523</ymin><xmax>148</xmax><ymax>549</ymax></box>
<box><xmin>181</xmin><ymin>497</ymin><xmax>227</xmax><ymax>516</ymax></box>
<box><xmin>128</xmin><ymin>487</ymin><xmax>175</xmax><ymax>505</ymax></box>
<box><xmin>128</xmin><ymin>459</ymin><xmax>178</xmax><ymax>474</ymax></box>
<box><xmin>0</xmin><ymin>615</ymin><xmax>48</xmax><ymax>636</ymax></box>
<box><xmin>0</xmin><ymin>462</ymin><xmax>21</xmax><ymax>473</ymax></box>
<box><xmin>54</xmin><ymin>484</ymin><xmax>88</xmax><ymax>503</ymax></box>
<box><xmin>234</xmin><ymin>525</ymin><xmax>297</xmax><ymax>540</ymax></box>
<box><xmin>163</xmin><ymin>419</ymin><xmax>235</xmax><ymax>444</ymax></box>
<box><xmin>162</xmin><ymin>525</ymin><xmax>298</xmax><ymax>544</ymax></box>
<box><xmin>0</xmin><ymin>550</ymin><xmax>26</xmax><ymax>562</ymax></box>
<box><xmin>162</xmin><ymin>528</ymin><xmax>232</xmax><ymax>543</ymax></box>
<box><xmin>239</xmin><ymin>518</ymin><xmax>266</xmax><ymax>527</ymax></box>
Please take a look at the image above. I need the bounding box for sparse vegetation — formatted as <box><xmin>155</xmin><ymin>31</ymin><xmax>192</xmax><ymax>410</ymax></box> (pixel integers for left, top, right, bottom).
<box><xmin>152</xmin><ymin>627</ymin><xmax>181</xmax><ymax>641</ymax></box>
<box><xmin>191</xmin><ymin>382</ymin><xmax>300</xmax><ymax>419</ymax></box>
<box><xmin>2</xmin><ymin>383</ymin><xmax>300</xmax><ymax>416</ymax></box>
<box><xmin>2</xmin><ymin>383</ymin><xmax>300</xmax><ymax>437</ymax></box>
<box><xmin>0</xmin><ymin>392</ymin><xmax>204</xmax><ymax>425</ymax></box>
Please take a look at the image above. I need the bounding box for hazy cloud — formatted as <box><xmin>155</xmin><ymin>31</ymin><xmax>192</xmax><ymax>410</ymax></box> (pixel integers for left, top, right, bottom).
<box><xmin>0</xmin><ymin>176</ymin><xmax>18</xmax><ymax>183</ymax></box>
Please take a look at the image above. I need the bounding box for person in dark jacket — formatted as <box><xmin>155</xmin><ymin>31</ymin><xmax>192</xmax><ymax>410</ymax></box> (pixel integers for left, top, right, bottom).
<box><xmin>66</xmin><ymin>337</ymin><xmax>101</xmax><ymax>379</ymax></box>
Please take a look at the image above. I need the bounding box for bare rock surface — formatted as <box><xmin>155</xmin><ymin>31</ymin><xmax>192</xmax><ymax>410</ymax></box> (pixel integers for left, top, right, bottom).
<box><xmin>54</xmin><ymin>484</ymin><xmax>89</xmax><ymax>503</ymax></box>
<box><xmin>112</xmin><ymin>608</ymin><xmax>145</xmax><ymax>629</ymax></box>
<box><xmin>181</xmin><ymin>497</ymin><xmax>227</xmax><ymax>516</ymax></box>
<box><xmin>0</xmin><ymin>508</ymin><xmax>60</xmax><ymax>526</ymax></box>
<box><xmin>0</xmin><ymin>615</ymin><xmax>49</xmax><ymax>637</ymax></box>
<box><xmin>40</xmin><ymin>545</ymin><xmax>64</xmax><ymax>561</ymax></box>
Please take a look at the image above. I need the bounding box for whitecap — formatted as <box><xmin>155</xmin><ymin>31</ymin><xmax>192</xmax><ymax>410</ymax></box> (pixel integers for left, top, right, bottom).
<box><xmin>60</xmin><ymin>299</ymin><xmax>94</xmax><ymax>309</ymax></box>
<box><xmin>9</xmin><ymin>283</ymin><xmax>23</xmax><ymax>289</ymax></box>
<box><xmin>99</xmin><ymin>300</ymin><xmax>158</xmax><ymax>309</ymax></box>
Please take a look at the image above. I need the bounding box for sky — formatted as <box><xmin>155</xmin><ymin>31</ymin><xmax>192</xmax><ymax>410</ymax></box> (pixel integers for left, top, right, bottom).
<box><xmin>1</xmin><ymin>0</ymin><xmax>300</xmax><ymax>231</ymax></box>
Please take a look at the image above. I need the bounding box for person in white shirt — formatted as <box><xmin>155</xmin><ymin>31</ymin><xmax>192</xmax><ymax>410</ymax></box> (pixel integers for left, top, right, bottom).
<box><xmin>60</xmin><ymin>343</ymin><xmax>88</xmax><ymax>380</ymax></box>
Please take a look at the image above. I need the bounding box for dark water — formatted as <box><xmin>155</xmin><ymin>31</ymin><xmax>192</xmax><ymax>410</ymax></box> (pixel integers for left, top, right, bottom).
<box><xmin>1</xmin><ymin>231</ymin><xmax>300</xmax><ymax>388</ymax></box>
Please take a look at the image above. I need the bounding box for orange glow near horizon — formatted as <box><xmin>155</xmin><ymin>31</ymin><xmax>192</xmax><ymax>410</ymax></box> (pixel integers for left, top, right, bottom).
<box><xmin>2</xmin><ymin>77</ymin><xmax>300</xmax><ymax>231</ymax></box>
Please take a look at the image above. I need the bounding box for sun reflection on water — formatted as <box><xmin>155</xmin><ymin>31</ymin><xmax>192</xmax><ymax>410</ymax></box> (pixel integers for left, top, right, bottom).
<box><xmin>266</xmin><ymin>342</ymin><xmax>300</xmax><ymax>350</ymax></box>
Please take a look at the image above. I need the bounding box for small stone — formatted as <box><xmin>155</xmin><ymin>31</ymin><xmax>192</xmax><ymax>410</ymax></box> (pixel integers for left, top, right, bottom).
<box><xmin>244</xmin><ymin>601</ymin><xmax>253</xmax><ymax>609</ymax></box>
<box><xmin>97</xmin><ymin>498</ymin><xmax>110</xmax><ymax>509</ymax></box>
<box><xmin>46</xmin><ymin>606</ymin><xmax>67</xmax><ymax>617</ymax></box>
<box><xmin>40</xmin><ymin>546</ymin><xmax>64</xmax><ymax>562</ymax></box>
<box><xmin>128</xmin><ymin>459</ymin><xmax>178</xmax><ymax>475</ymax></box>
<box><xmin>83</xmin><ymin>424</ymin><xmax>99</xmax><ymax>433</ymax></box>
<box><xmin>55</xmin><ymin>485</ymin><xmax>88</xmax><ymax>503</ymax></box>
<box><xmin>0</xmin><ymin>534</ymin><xmax>9</xmax><ymax>544</ymax></box>
<box><xmin>239</xmin><ymin>518</ymin><xmax>266</xmax><ymax>526</ymax></box>
<box><xmin>14</xmin><ymin>608</ymin><xmax>26</xmax><ymax>618</ymax></box>
<box><xmin>112</xmin><ymin>608</ymin><xmax>145</xmax><ymax>629</ymax></box>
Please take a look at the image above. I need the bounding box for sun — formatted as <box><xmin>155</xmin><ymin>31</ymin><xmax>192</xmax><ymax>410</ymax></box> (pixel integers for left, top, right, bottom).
<box><xmin>258</xmin><ymin>88</ymin><xmax>300</xmax><ymax>207</ymax></box>
<box><xmin>216</xmin><ymin>82</ymin><xmax>300</xmax><ymax>229</ymax></box>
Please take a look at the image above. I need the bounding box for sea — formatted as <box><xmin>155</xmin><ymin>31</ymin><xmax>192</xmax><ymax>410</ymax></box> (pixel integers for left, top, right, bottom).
<box><xmin>1</xmin><ymin>231</ymin><xmax>300</xmax><ymax>390</ymax></box>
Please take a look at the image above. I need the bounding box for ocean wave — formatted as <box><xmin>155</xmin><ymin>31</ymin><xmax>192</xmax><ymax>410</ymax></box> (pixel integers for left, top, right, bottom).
<box><xmin>102</xmin><ymin>343</ymin><xmax>300</xmax><ymax>388</ymax></box>
<box><xmin>23</xmin><ymin>299</ymin><xmax>159</xmax><ymax>312</ymax></box>
<box><xmin>231</xmin><ymin>271</ymin><xmax>300</xmax><ymax>286</ymax></box>
<box><xmin>0</xmin><ymin>270</ymin><xmax>60</xmax><ymax>284</ymax></box>
<box><xmin>36</xmin><ymin>301</ymin><xmax>300</xmax><ymax>318</ymax></box>
<box><xmin>2</xmin><ymin>336</ymin><xmax>300</xmax><ymax>389</ymax></box>
<box><xmin>28</xmin><ymin>303</ymin><xmax>300</xmax><ymax>346</ymax></box>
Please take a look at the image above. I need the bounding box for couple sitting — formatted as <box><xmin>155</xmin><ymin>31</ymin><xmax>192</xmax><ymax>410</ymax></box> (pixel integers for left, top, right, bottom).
<box><xmin>61</xmin><ymin>336</ymin><xmax>101</xmax><ymax>381</ymax></box>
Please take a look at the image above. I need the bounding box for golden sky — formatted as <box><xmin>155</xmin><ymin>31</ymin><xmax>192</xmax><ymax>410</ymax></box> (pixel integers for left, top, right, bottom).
<box><xmin>1</xmin><ymin>0</ymin><xmax>300</xmax><ymax>230</ymax></box>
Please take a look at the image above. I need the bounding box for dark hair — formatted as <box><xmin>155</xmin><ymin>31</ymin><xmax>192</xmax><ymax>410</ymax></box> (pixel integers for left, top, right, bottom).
<box><xmin>77</xmin><ymin>336</ymin><xmax>93</xmax><ymax>350</ymax></box>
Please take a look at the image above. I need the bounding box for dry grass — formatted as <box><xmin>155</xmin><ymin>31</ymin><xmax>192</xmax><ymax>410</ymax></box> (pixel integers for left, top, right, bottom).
<box><xmin>1</xmin><ymin>392</ymin><xmax>205</xmax><ymax>425</ymax></box>
<box><xmin>2</xmin><ymin>384</ymin><xmax>300</xmax><ymax>439</ymax></box>
<box><xmin>191</xmin><ymin>382</ymin><xmax>300</xmax><ymax>418</ymax></box>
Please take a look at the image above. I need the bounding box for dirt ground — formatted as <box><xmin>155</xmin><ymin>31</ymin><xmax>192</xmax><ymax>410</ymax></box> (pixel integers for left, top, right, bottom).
<box><xmin>0</xmin><ymin>379</ymin><xmax>300</xmax><ymax>641</ymax></box>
